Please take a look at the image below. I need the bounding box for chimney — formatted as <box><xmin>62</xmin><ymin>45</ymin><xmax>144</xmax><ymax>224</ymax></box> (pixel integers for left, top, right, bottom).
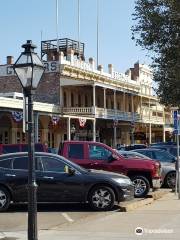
<box><xmin>98</xmin><ymin>64</ymin><xmax>103</xmax><ymax>73</ymax></box>
<box><xmin>108</xmin><ymin>64</ymin><xmax>114</xmax><ymax>75</ymax></box>
<box><xmin>7</xmin><ymin>56</ymin><xmax>14</xmax><ymax>65</ymax></box>
<box><xmin>58</xmin><ymin>51</ymin><xmax>64</xmax><ymax>63</ymax></box>
<box><xmin>89</xmin><ymin>57</ymin><xmax>95</xmax><ymax>70</ymax></box>
<box><xmin>47</xmin><ymin>51</ymin><xmax>55</xmax><ymax>61</ymax></box>
<box><xmin>67</xmin><ymin>49</ymin><xmax>74</xmax><ymax>63</ymax></box>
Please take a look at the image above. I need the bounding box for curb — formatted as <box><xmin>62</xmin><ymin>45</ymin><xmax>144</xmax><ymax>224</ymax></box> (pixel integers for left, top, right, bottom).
<box><xmin>119</xmin><ymin>190</ymin><xmax>170</xmax><ymax>212</ymax></box>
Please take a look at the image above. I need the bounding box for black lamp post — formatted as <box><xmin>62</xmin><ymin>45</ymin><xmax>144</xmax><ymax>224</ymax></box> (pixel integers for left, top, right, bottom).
<box><xmin>13</xmin><ymin>40</ymin><xmax>44</xmax><ymax>240</ymax></box>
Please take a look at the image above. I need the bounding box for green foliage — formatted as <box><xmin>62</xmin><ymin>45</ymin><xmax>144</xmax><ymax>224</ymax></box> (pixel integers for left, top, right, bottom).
<box><xmin>132</xmin><ymin>0</ymin><xmax>180</xmax><ymax>107</ymax></box>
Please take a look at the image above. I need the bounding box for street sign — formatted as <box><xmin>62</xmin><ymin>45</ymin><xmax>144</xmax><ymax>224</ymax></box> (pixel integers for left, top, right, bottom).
<box><xmin>173</xmin><ymin>110</ymin><xmax>180</xmax><ymax>135</ymax></box>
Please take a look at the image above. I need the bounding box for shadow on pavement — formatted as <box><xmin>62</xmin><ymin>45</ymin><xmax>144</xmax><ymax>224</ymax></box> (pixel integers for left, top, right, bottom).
<box><xmin>6</xmin><ymin>203</ymin><xmax>121</xmax><ymax>213</ymax></box>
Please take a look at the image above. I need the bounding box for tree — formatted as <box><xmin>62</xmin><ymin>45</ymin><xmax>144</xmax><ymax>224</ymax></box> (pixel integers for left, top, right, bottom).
<box><xmin>132</xmin><ymin>0</ymin><xmax>180</xmax><ymax>107</ymax></box>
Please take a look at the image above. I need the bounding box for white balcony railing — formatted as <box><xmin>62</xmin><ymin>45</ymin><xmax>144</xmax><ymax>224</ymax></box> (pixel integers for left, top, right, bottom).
<box><xmin>62</xmin><ymin>107</ymin><xmax>141</xmax><ymax>122</ymax></box>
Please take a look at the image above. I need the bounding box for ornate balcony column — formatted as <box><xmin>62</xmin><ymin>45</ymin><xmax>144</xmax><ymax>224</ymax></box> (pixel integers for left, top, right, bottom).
<box><xmin>113</xmin><ymin>90</ymin><xmax>117</xmax><ymax>111</ymax></box>
<box><xmin>67</xmin><ymin>117</ymin><xmax>71</xmax><ymax>140</ymax></box>
<box><xmin>131</xmin><ymin>94</ymin><xmax>134</xmax><ymax>121</ymax></box>
<box><xmin>123</xmin><ymin>91</ymin><xmax>126</xmax><ymax>112</ymax></box>
<box><xmin>93</xmin><ymin>118</ymin><xmax>96</xmax><ymax>142</ymax></box>
<box><xmin>149</xmin><ymin>98</ymin><xmax>152</xmax><ymax>144</ymax></box>
<box><xmin>93</xmin><ymin>85</ymin><xmax>96</xmax><ymax>115</ymax></box>
<box><xmin>103</xmin><ymin>88</ymin><xmax>106</xmax><ymax>109</ymax></box>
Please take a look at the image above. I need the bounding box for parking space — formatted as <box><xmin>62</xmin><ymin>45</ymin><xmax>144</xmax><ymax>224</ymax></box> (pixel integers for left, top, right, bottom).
<box><xmin>0</xmin><ymin>203</ymin><xmax>121</xmax><ymax>232</ymax></box>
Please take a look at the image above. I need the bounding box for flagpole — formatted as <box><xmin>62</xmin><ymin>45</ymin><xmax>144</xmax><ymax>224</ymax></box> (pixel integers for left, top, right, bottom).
<box><xmin>56</xmin><ymin>0</ymin><xmax>59</xmax><ymax>53</ymax></box>
<box><xmin>78</xmin><ymin>0</ymin><xmax>80</xmax><ymax>60</ymax></box>
<box><xmin>97</xmin><ymin>0</ymin><xmax>99</xmax><ymax>69</ymax></box>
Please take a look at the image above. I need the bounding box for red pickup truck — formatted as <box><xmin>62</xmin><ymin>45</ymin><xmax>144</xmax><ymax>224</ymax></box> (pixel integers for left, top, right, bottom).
<box><xmin>60</xmin><ymin>141</ymin><xmax>161</xmax><ymax>197</ymax></box>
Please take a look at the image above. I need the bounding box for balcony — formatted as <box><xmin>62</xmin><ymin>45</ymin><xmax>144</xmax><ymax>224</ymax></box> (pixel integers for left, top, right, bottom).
<box><xmin>62</xmin><ymin>107</ymin><xmax>141</xmax><ymax>122</ymax></box>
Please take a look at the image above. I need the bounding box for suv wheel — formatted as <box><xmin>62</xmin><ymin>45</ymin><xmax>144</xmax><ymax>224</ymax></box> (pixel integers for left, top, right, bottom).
<box><xmin>0</xmin><ymin>187</ymin><xmax>10</xmax><ymax>212</ymax></box>
<box><xmin>131</xmin><ymin>176</ymin><xmax>150</xmax><ymax>198</ymax></box>
<box><xmin>165</xmin><ymin>172</ymin><xmax>176</xmax><ymax>188</ymax></box>
<box><xmin>88</xmin><ymin>185</ymin><xmax>115</xmax><ymax>211</ymax></box>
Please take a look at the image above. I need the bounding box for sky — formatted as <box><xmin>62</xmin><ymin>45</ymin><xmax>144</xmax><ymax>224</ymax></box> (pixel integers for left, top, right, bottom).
<box><xmin>0</xmin><ymin>0</ymin><xmax>151</xmax><ymax>73</ymax></box>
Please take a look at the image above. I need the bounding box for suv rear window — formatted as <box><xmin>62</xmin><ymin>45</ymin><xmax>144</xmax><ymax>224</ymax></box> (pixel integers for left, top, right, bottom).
<box><xmin>68</xmin><ymin>144</ymin><xmax>84</xmax><ymax>159</ymax></box>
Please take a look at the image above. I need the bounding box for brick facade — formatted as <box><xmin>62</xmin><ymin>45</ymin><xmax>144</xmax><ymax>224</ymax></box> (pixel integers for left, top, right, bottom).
<box><xmin>0</xmin><ymin>72</ymin><xmax>60</xmax><ymax>104</ymax></box>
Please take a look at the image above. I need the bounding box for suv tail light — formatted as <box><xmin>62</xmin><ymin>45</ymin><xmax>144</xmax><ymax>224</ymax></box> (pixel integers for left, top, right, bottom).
<box><xmin>154</xmin><ymin>161</ymin><xmax>161</xmax><ymax>177</ymax></box>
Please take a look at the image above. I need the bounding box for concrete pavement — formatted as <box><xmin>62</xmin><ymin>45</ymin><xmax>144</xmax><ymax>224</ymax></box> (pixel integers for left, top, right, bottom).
<box><xmin>1</xmin><ymin>191</ymin><xmax>180</xmax><ymax>240</ymax></box>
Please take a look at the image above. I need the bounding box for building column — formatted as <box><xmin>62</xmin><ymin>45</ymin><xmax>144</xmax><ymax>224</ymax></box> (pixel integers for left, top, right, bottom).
<box><xmin>148</xmin><ymin>98</ymin><xmax>152</xmax><ymax>144</ymax></box>
<box><xmin>67</xmin><ymin>117</ymin><xmax>71</xmax><ymax>140</ymax></box>
<box><xmin>34</xmin><ymin>112</ymin><xmax>39</xmax><ymax>143</ymax></box>
<box><xmin>113</xmin><ymin>90</ymin><xmax>116</xmax><ymax>110</ymax></box>
<box><xmin>113</xmin><ymin>124</ymin><xmax>117</xmax><ymax>148</ymax></box>
<box><xmin>11</xmin><ymin>128</ymin><xmax>17</xmax><ymax>144</ymax></box>
<box><xmin>93</xmin><ymin>85</ymin><xmax>96</xmax><ymax>114</ymax></box>
<box><xmin>93</xmin><ymin>118</ymin><xmax>96</xmax><ymax>142</ymax></box>
<box><xmin>123</xmin><ymin>91</ymin><xmax>126</xmax><ymax>112</ymax></box>
<box><xmin>42</xmin><ymin>129</ymin><xmax>49</xmax><ymax>144</ymax></box>
<box><xmin>60</xmin><ymin>86</ymin><xmax>64</xmax><ymax>107</ymax></box>
<box><xmin>131</xmin><ymin>94</ymin><xmax>134</xmax><ymax>121</ymax></box>
<box><xmin>163</xmin><ymin>125</ymin><xmax>166</xmax><ymax>142</ymax></box>
<box><xmin>104</xmin><ymin>88</ymin><xmax>106</xmax><ymax>109</ymax></box>
<box><xmin>140</xmin><ymin>95</ymin><xmax>142</xmax><ymax>119</ymax></box>
<box><xmin>149</xmin><ymin>123</ymin><xmax>152</xmax><ymax>144</ymax></box>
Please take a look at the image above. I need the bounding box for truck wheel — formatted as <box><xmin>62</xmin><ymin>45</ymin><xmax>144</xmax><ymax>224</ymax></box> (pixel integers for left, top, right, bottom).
<box><xmin>165</xmin><ymin>171</ymin><xmax>176</xmax><ymax>188</ymax></box>
<box><xmin>131</xmin><ymin>176</ymin><xmax>150</xmax><ymax>198</ymax></box>
<box><xmin>88</xmin><ymin>185</ymin><xmax>115</xmax><ymax>211</ymax></box>
<box><xmin>0</xmin><ymin>186</ymin><xmax>10</xmax><ymax>212</ymax></box>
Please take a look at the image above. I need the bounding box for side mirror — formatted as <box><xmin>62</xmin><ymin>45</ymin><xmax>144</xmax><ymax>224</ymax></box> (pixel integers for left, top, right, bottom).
<box><xmin>107</xmin><ymin>153</ymin><xmax>118</xmax><ymax>162</ymax></box>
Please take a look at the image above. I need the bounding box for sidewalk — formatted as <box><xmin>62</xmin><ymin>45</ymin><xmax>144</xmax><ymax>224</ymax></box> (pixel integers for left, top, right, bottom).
<box><xmin>1</xmin><ymin>192</ymin><xmax>180</xmax><ymax>240</ymax></box>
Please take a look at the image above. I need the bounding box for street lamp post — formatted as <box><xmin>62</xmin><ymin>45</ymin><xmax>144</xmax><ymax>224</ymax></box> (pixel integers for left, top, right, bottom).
<box><xmin>13</xmin><ymin>40</ymin><xmax>44</xmax><ymax>240</ymax></box>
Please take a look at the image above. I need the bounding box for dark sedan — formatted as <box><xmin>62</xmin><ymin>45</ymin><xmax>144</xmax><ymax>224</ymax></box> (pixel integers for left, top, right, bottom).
<box><xmin>0</xmin><ymin>152</ymin><xmax>134</xmax><ymax>212</ymax></box>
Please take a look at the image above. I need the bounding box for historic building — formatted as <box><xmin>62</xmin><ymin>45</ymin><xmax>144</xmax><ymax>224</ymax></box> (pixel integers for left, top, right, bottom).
<box><xmin>0</xmin><ymin>38</ymin><xmax>173</xmax><ymax>148</ymax></box>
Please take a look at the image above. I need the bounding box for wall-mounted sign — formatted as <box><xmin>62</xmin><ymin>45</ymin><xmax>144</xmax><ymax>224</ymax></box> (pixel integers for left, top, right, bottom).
<box><xmin>0</xmin><ymin>61</ymin><xmax>58</xmax><ymax>77</ymax></box>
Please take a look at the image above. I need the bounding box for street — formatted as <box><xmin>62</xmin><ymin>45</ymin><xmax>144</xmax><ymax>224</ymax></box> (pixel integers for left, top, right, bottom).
<box><xmin>1</xmin><ymin>192</ymin><xmax>180</xmax><ymax>240</ymax></box>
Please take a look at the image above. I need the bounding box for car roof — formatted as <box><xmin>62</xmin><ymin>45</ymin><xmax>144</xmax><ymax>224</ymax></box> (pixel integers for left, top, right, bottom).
<box><xmin>0</xmin><ymin>152</ymin><xmax>57</xmax><ymax>159</ymax></box>
<box><xmin>134</xmin><ymin>148</ymin><xmax>166</xmax><ymax>152</ymax></box>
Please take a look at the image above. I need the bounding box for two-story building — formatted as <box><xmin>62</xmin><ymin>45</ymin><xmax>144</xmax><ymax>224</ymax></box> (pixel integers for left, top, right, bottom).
<box><xmin>0</xmin><ymin>38</ymin><xmax>173</xmax><ymax>148</ymax></box>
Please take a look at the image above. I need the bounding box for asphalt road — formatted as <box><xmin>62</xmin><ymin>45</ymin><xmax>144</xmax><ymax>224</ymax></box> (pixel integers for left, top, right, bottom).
<box><xmin>0</xmin><ymin>203</ymin><xmax>120</xmax><ymax>232</ymax></box>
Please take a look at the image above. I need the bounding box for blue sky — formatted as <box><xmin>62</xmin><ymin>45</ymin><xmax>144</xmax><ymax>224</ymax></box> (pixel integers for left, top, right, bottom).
<box><xmin>0</xmin><ymin>0</ymin><xmax>151</xmax><ymax>72</ymax></box>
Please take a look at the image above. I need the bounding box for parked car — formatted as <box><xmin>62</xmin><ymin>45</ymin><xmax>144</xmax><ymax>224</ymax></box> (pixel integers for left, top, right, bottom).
<box><xmin>59</xmin><ymin>141</ymin><xmax>161</xmax><ymax>198</ymax></box>
<box><xmin>132</xmin><ymin>148</ymin><xmax>176</xmax><ymax>188</ymax></box>
<box><xmin>117</xmin><ymin>144</ymin><xmax>147</xmax><ymax>151</ymax></box>
<box><xmin>0</xmin><ymin>143</ymin><xmax>47</xmax><ymax>155</ymax></box>
<box><xmin>150</xmin><ymin>144</ymin><xmax>180</xmax><ymax>157</ymax></box>
<box><xmin>0</xmin><ymin>152</ymin><xmax>134</xmax><ymax>212</ymax></box>
<box><xmin>150</xmin><ymin>142</ymin><xmax>176</xmax><ymax>146</ymax></box>
<box><xmin>47</xmin><ymin>147</ymin><xmax>58</xmax><ymax>154</ymax></box>
<box><xmin>117</xmin><ymin>150</ymin><xmax>151</xmax><ymax>159</ymax></box>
